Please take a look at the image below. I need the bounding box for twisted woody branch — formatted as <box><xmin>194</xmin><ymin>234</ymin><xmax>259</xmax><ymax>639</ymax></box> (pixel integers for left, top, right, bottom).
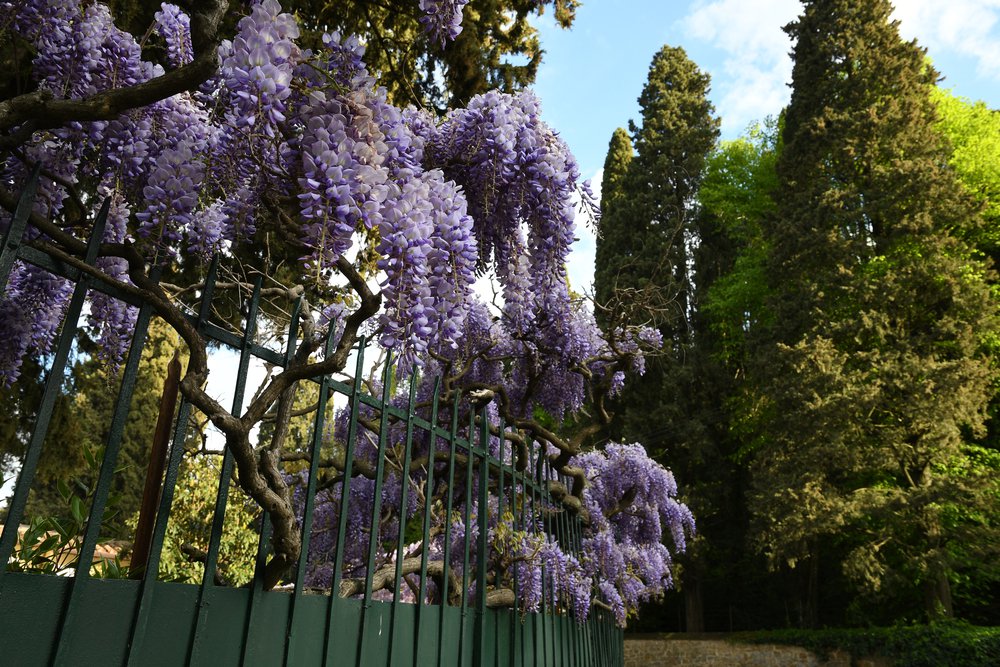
<box><xmin>0</xmin><ymin>1</ymin><xmax>231</xmax><ymax>149</ymax></box>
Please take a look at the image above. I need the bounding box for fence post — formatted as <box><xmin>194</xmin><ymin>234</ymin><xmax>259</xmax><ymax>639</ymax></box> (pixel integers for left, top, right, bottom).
<box><xmin>0</xmin><ymin>197</ymin><xmax>110</xmax><ymax>596</ymax></box>
<box><xmin>125</xmin><ymin>255</ymin><xmax>220</xmax><ymax>665</ymax></box>
<box><xmin>50</xmin><ymin>262</ymin><xmax>157</xmax><ymax>664</ymax></box>
<box><xmin>0</xmin><ymin>165</ymin><xmax>39</xmax><ymax>288</ymax></box>
<box><xmin>322</xmin><ymin>338</ymin><xmax>367</xmax><ymax>667</ymax></box>
<box><xmin>186</xmin><ymin>275</ymin><xmax>263</xmax><ymax>665</ymax></box>
<box><xmin>285</xmin><ymin>314</ymin><xmax>337</xmax><ymax>666</ymax></box>
<box><xmin>130</xmin><ymin>348</ymin><xmax>182</xmax><ymax>579</ymax></box>
<box><xmin>414</xmin><ymin>377</ymin><xmax>441</xmax><ymax>665</ymax></box>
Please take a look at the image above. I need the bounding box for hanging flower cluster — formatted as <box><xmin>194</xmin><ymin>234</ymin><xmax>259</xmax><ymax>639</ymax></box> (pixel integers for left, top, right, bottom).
<box><xmin>1</xmin><ymin>0</ymin><xmax>687</xmax><ymax>625</ymax></box>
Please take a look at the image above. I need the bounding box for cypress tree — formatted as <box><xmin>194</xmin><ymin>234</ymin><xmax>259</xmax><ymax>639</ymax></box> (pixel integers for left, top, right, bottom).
<box><xmin>594</xmin><ymin>45</ymin><xmax>720</xmax><ymax>631</ymax></box>
<box><xmin>594</xmin><ymin>127</ymin><xmax>634</xmax><ymax>326</ymax></box>
<box><xmin>594</xmin><ymin>44</ymin><xmax>719</xmax><ymax>344</ymax></box>
<box><xmin>750</xmin><ymin>0</ymin><xmax>998</xmax><ymax>622</ymax></box>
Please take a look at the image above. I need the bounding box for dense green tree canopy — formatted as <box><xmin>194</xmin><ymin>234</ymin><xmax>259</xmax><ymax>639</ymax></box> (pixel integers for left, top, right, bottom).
<box><xmin>750</xmin><ymin>0</ymin><xmax>998</xmax><ymax>622</ymax></box>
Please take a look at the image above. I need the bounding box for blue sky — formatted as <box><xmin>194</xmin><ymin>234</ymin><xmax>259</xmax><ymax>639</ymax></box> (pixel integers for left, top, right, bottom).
<box><xmin>527</xmin><ymin>0</ymin><xmax>1000</xmax><ymax>292</ymax></box>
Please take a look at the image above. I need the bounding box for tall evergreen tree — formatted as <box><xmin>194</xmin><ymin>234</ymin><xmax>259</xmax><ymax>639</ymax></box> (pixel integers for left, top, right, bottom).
<box><xmin>593</xmin><ymin>45</ymin><xmax>720</xmax><ymax>630</ymax></box>
<box><xmin>749</xmin><ymin>0</ymin><xmax>998</xmax><ymax>622</ymax></box>
<box><xmin>594</xmin><ymin>44</ymin><xmax>719</xmax><ymax>351</ymax></box>
<box><xmin>594</xmin><ymin>127</ymin><xmax>634</xmax><ymax>326</ymax></box>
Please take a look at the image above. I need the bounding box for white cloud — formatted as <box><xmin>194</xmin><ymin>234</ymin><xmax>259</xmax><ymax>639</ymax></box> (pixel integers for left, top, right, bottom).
<box><xmin>891</xmin><ymin>0</ymin><xmax>1000</xmax><ymax>80</ymax></box>
<box><xmin>678</xmin><ymin>0</ymin><xmax>1000</xmax><ymax>135</ymax></box>
<box><xmin>679</xmin><ymin>0</ymin><xmax>799</xmax><ymax>134</ymax></box>
<box><xmin>683</xmin><ymin>0</ymin><xmax>798</xmax><ymax>60</ymax></box>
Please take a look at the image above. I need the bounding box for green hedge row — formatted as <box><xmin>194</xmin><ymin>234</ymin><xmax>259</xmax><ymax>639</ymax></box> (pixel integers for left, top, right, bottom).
<box><xmin>732</xmin><ymin>621</ymin><xmax>1000</xmax><ymax>667</ymax></box>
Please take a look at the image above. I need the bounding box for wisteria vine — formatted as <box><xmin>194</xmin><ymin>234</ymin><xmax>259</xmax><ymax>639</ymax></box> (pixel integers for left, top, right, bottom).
<box><xmin>0</xmin><ymin>0</ymin><xmax>692</xmax><ymax>624</ymax></box>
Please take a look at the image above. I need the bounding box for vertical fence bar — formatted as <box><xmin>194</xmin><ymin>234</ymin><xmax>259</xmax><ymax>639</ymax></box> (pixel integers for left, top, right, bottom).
<box><xmin>0</xmin><ymin>165</ymin><xmax>39</xmax><ymax>288</ymax></box>
<box><xmin>126</xmin><ymin>256</ymin><xmax>220</xmax><ymax>665</ymax></box>
<box><xmin>516</xmin><ymin>441</ymin><xmax>528</xmax><ymax>667</ymax></box>
<box><xmin>437</xmin><ymin>390</ymin><xmax>461</xmax><ymax>667</ymax></box>
<box><xmin>356</xmin><ymin>353</ymin><xmax>395</xmax><ymax>667</ymax></box>
<box><xmin>495</xmin><ymin>418</ymin><xmax>507</xmax><ymax>667</ymax></box>
<box><xmin>51</xmin><ymin>275</ymin><xmax>157</xmax><ymax>663</ymax></box>
<box><xmin>0</xmin><ymin>199</ymin><xmax>109</xmax><ymax>591</ymax></box>
<box><xmin>545</xmin><ymin>464</ymin><xmax>558</xmax><ymax>667</ymax></box>
<box><xmin>556</xmin><ymin>472</ymin><xmax>568</xmax><ymax>667</ymax></box>
<box><xmin>548</xmin><ymin>469</ymin><xmax>561</xmax><ymax>667</ymax></box>
<box><xmin>187</xmin><ymin>276</ymin><xmax>262</xmax><ymax>665</ymax></box>
<box><xmin>391</xmin><ymin>368</ymin><xmax>418</xmax><ymax>601</ymax></box>
<box><xmin>559</xmin><ymin>471</ymin><xmax>573</xmax><ymax>666</ymax></box>
<box><xmin>322</xmin><ymin>339</ymin><xmax>366</xmax><ymax>667</ymax></box>
<box><xmin>473</xmin><ymin>405</ymin><xmax>490</xmax><ymax>665</ymax></box>
<box><xmin>532</xmin><ymin>443</ymin><xmax>549</xmax><ymax>664</ymax></box>
<box><xmin>284</xmin><ymin>319</ymin><xmax>337</xmax><ymax>666</ymax></box>
<box><xmin>576</xmin><ymin>486</ymin><xmax>587</xmax><ymax>667</ymax></box>
<box><xmin>565</xmin><ymin>482</ymin><xmax>583</xmax><ymax>667</ymax></box>
<box><xmin>595</xmin><ymin>611</ymin><xmax>604</xmax><ymax>666</ymax></box>
<box><xmin>387</xmin><ymin>366</ymin><xmax>418</xmax><ymax>666</ymax></box>
<box><xmin>361</xmin><ymin>354</ymin><xmax>395</xmax><ymax>603</ymax></box>
<box><xmin>539</xmin><ymin>456</ymin><xmax>554</xmax><ymax>667</ymax></box>
<box><xmin>456</xmin><ymin>409</ymin><xmax>476</xmax><ymax>662</ymax></box>
<box><xmin>240</xmin><ymin>297</ymin><xmax>302</xmax><ymax>664</ymax></box>
<box><xmin>414</xmin><ymin>377</ymin><xmax>440</xmax><ymax>665</ymax></box>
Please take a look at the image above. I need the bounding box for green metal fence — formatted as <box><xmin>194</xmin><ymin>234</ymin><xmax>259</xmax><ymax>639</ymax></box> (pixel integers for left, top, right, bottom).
<box><xmin>0</xmin><ymin>171</ymin><xmax>624</xmax><ymax>665</ymax></box>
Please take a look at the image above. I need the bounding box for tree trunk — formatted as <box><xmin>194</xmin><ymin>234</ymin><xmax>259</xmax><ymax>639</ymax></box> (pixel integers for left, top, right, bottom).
<box><xmin>803</xmin><ymin>549</ymin><xmax>819</xmax><ymax>628</ymax></box>
<box><xmin>683</xmin><ymin>566</ymin><xmax>704</xmax><ymax>633</ymax></box>
<box><xmin>924</xmin><ymin>566</ymin><xmax>954</xmax><ymax>620</ymax></box>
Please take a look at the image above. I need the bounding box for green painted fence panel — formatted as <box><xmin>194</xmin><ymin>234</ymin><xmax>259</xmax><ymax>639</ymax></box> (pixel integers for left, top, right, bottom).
<box><xmin>136</xmin><ymin>582</ymin><xmax>201</xmax><ymax>664</ymax></box>
<box><xmin>282</xmin><ymin>593</ymin><xmax>328</xmax><ymax>665</ymax></box>
<box><xmin>416</xmin><ymin>602</ymin><xmax>443</xmax><ymax>666</ymax></box>
<box><xmin>387</xmin><ymin>601</ymin><xmax>416</xmax><ymax>667</ymax></box>
<box><xmin>0</xmin><ymin>572</ymin><xmax>623</xmax><ymax>666</ymax></box>
<box><xmin>0</xmin><ymin>573</ymin><xmax>66</xmax><ymax>666</ymax></box>
<box><xmin>0</xmin><ymin>183</ymin><xmax>625</xmax><ymax>667</ymax></box>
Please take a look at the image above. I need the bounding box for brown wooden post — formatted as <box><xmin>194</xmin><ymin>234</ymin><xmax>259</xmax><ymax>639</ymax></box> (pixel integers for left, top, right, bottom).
<box><xmin>129</xmin><ymin>349</ymin><xmax>182</xmax><ymax>579</ymax></box>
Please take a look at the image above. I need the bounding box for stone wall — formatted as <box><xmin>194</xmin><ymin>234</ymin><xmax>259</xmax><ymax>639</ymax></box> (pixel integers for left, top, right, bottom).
<box><xmin>624</xmin><ymin>635</ymin><xmax>891</xmax><ymax>667</ymax></box>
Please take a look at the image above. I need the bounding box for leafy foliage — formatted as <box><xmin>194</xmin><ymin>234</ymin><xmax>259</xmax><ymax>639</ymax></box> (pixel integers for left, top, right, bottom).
<box><xmin>736</xmin><ymin>621</ymin><xmax>1000</xmax><ymax>667</ymax></box>
<box><xmin>90</xmin><ymin>0</ymin><xmax>578</xmax><ymax>111</ymax></box>
<box><xmin>748</xmin><ymin>0</ymin><xmax>998</xmax><ymax>623</ymax></box>
<box><xmin>132</xmin><ymin>453</ymin><xmax>259</xmax><ymax>586</ymax></box>
<box><xmin>7</xmin><ymin>444</ymin><xmax>127</xmax><ymax>578</ymax></box>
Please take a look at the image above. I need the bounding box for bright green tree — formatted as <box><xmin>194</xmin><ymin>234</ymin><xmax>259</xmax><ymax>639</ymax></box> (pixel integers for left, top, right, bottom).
<box><xmin>700</xmin><ymin>118</ymin><xmax>781</xmax><ymax>373</ymax></box>
<box><xmin>932</xmin><ymin>88</ymin><xmax>1000</xmax><ymax>252</ymax></box>
<box><xmin>749</xmin><ymin>0</ymin><xmax>999</xmax><ymax>623</ymax></box>
<box><xmin>130</xmin><ymin>452</ymin><xmax>260</xmax><ymax>586</ymax></box>
<box><xmin>930</xmin><ymin>88</ymin><xmax>1000</xmax><ymax>621</ymax></box>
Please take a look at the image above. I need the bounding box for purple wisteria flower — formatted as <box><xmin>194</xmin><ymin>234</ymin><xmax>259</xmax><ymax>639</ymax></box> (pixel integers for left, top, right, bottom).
<box><xmin>418</xmin><ymin>0</ymin><xmax>471</xmax><ymax>46</ymax></box>
<box><xmin>154</xmin><ymin>3</ymin><xmax>193</xmax><ymax>67</ymax></box>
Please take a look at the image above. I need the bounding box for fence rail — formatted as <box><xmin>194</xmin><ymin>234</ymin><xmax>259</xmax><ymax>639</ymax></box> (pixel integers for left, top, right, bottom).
<box><xmin>0</xmin><ymin>172</ymin><xmax>624</xmax><ymax>665</ymax></box>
